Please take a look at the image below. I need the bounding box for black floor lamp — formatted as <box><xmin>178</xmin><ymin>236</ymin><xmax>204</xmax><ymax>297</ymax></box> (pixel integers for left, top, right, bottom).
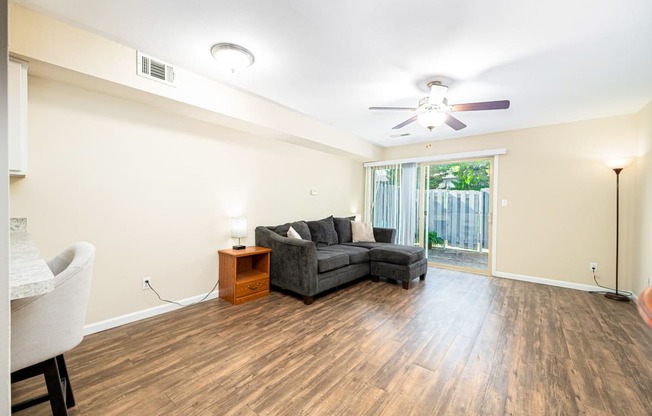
<box><xmin>605</xmin><ymin>165</ymin><xmax>630</xmax><ymax>302</ymax></box>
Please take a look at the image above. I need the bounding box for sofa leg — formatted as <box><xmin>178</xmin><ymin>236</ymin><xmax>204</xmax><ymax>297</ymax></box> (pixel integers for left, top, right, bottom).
<box><xmin>402</xmin><ymin>281</ymin><xmax>410</xmax><ymax>290</ymax></box>
<box><xmin>370</xmin><ymin>275</ymin><xmax>379</xmax><ymax>282</ymax></box>
<box><xmin>303</xmin><ymin>296</ymin><xmax>314</xmax><ymax>305</ymax></box>
<box><xmin>420</xmin><ymin>273</ymin><xmax>426</xmax><ymax>281</ymax></box>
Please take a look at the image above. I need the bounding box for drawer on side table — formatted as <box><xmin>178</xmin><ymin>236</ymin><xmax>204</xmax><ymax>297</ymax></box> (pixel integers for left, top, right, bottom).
<box><xmin>235</xmin><ymin>275</ymin><xmax>269</xmax><ymax>299</ymax></box>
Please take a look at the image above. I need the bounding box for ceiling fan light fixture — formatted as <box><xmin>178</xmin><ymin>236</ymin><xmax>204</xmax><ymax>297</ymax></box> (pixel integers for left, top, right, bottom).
<box><xmin>418</xmin><ymin>111</ymin><xmax>447</xmax><ymax>131</ymax></box>
<box><xmin>211</xmin><ymin>43</ymin><xmax>255</xmax><ymax>73</ymax></box>
<box><xmin>427</xmin><ymin>81</ymin><xmax>448</xmax><ymax>104</ymax></box>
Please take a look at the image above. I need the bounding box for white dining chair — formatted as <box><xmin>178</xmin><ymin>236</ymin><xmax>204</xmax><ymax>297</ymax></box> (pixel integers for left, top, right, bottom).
<box><xmin>11</xmin><ymin>242</ymin><xmax>95</xmax><ymax>415</ymax></box>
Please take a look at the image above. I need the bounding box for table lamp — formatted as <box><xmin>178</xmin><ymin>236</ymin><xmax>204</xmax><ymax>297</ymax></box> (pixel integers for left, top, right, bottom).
<box><xmin>231</xmin><ymin>217</ymin><xmax>247</xmax><ymax>250</ymax></box>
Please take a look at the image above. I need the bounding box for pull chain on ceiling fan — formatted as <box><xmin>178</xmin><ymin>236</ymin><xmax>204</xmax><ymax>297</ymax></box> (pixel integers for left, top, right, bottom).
<box><xmin>369</xmin><ymin>81</ymin><xmax>510</xmax><ymax>132</ymax></box>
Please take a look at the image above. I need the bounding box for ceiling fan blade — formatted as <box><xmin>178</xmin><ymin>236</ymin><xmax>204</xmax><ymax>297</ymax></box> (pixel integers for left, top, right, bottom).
<box><xmin>444</xmin><ymin>114</ymin><xmax>467</xmax><ymax>131</ymax></box>
<box><xmin>369</xmin><ymin>106</ymin><xmax>417</xmax><ymax>111</ymax></box>
<box><xmin>392</xmin><ymin>115</ymin><xmax>418</xmax><ymax>129</ymax></box>
<box><xmin>450</xmin><ymin>100</ymin><xmax>510</xmax><ymax>112</ymax></box>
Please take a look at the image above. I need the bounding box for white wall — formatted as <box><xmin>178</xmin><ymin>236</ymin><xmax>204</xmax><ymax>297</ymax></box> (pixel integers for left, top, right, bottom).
<box><xmin>10</xmin><ymin>76</ymin><xmax>364</xmax><ymax>324</ymax></box>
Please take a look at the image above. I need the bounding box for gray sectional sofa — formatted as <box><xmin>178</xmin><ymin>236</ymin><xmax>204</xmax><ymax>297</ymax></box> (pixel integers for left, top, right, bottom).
<box><xmin>255</xmin><ymin>216</ymin><xmax>428</xmax><ymax>304</ymax></box>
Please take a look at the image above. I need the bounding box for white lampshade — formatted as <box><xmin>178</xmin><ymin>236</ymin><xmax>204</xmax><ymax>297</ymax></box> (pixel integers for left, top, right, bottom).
<box><xmin>606</xmin><ymin>159</ymin><xmax>632</xmax><ymax>169</ymax></box>
<box><xmin>418</xmin><ymin>111</ymin><xmax>447</xmax><ymax>131</ymax></box>
<box><xmin>231</xmin><ymin>217</ymin><xmax>248</xmax><ymax>238</ymax></box>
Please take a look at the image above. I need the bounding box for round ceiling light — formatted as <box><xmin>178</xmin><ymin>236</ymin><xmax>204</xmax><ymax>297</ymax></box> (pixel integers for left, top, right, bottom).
<box><xmin>210</xmin><ymin>43</ymin><xmax>255</xmax><ymax>73</ymax></box>
<box><xmin>418</xmin><ymin>111</ymin><xmax>447</xmax><ymax>131</ymax></box>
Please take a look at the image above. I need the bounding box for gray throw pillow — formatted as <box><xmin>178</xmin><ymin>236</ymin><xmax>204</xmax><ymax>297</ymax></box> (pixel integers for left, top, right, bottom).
<box><xmin>307</xmin><ymin>216</ymin><xmax>338</xmax><ymax>247</ymax></box>
<box><xmin>274</xmin><ymin>221</ymin><xmax>312</xmax><ymax>240</ymax></box>
<box><xmin>274</xmin><ymin>223</ymin><xmax>291</xmax><ymax>236</ymax></box>
<box><xmin>291</xmin><ymin>221</ymin><xmax>312</xmax><ymax>240</ymax></box>
<box><xmin>333</xmin><ymin>216</ymin><xmax>355</xmax><ymax>244</ymax></box>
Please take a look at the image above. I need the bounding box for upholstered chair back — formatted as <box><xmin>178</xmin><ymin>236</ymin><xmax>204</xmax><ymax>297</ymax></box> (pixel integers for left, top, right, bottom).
<box><xmin>11</xmin><ymin>242</ymin><xmax>96</xmax><ymax>372</ymax></box>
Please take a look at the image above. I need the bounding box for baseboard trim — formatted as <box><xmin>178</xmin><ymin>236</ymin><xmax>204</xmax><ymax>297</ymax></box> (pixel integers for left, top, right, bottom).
<box><xmin>84</xmin><ymin>291</ymin><xmax>218</xmax><ymax>336</ymax></box>
<box><xmin>493</xmin><ymin>271</ymin><xmax>642</xmax><ymax>304</ymax></box>
<box><xmin>493</xmin><ymin>270</ymin><xmax>606</xmax><ymax>292</ymax></box>
<box><xmin>84</xmin><ymin>271</ymin><xmax>638</xmax><ymax>336</ymax></box>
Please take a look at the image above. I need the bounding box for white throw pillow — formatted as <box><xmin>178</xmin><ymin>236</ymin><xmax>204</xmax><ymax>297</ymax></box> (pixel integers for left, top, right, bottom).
<box><xmin>351</xmin><ymin>221</ymin><xmax>376</xmax><ymax>242</ymax></box>
<box><xmin>287</xmin><ymin>226</ymin><xmax>303</xmax><ymax>240</ymax></box>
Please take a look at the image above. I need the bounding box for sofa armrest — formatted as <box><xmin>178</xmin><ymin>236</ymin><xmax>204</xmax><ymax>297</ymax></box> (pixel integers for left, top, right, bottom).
<box><xmin>373</xmin><ymin>227</ymin><xmax>396</xmax><ymax>243</ymax></box>
<box><xmin>255</xmin><ymin>226</ymin><xmax>318</xmax><ymax>296</ymax></box>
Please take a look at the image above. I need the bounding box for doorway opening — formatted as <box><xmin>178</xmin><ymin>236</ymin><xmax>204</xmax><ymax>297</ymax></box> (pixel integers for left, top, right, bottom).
<box><xmin>418</xmin><ymin>159</ymin><xmax>492</xmax><ymax>274</ymax></box>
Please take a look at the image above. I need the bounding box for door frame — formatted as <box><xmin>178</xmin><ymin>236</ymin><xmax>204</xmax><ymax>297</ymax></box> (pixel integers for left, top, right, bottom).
<box><xmin>418</xmin><ymin>156</ymin><xmax>497</xmax><ymax>276</ymax></box>
<box><xmin>364</xmin><ymin>148</ymin><xmax>505</xmax><ymax>277</ymax></box>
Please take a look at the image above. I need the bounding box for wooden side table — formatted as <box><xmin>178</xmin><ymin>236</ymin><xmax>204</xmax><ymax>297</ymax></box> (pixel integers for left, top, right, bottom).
<box><xmin>218</xmin><ymin>246</ymin><xmax>271</xmax><ymax>305</ymax></box>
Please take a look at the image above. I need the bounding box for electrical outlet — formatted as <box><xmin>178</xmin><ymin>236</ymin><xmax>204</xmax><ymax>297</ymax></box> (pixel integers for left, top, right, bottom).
<box><xmin>590</xmin><ymin>262</ymin><xmax>598</xmax><ymax>272</ymax></box>
<box><xmin>142</xmin><ymin>277</ymin><xmax>151</xmax><ymax>290</ymax></box>
<box><xmin>648</xmin><ymin>277</ymin><xmax>651</xmax><ymax>286</ymax></box>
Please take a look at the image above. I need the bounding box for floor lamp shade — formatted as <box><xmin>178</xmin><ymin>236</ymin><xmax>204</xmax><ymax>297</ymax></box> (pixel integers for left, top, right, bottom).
<box><xmin>231</xmin><ymin>217</ymin><xmax>247</xmax><ymax>250</ymax></box>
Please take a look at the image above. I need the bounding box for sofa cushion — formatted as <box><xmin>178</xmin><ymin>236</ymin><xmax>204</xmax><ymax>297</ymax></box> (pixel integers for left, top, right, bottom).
<box><xmin>275</xmin><ymin>221</ymin><xmax>311</xmax><ymax>240</ymax></box>
<box><xmin>319</xmin><ymin>244</ymin><xmax>370</xmax><ymax>265</ymax></box>
<box><xmin>333</xmin><ymin>216</ymin><xmax>355</xmax><ymax>244</ymax></box>
<box><xmin>307</xmin><ymin>216</ymin><xmax>339</xmax><ymax>247</ymax></box>
<box><xmin>316</xmin><ymin>249</ymin><xmax>349</xmax><ymax>273</ymax></box>
<box><xmin>352</xmin><ymin>221</ymin><xmax>376</xmax><ymax>242</ymax></box>
<box><xmin>368</xmin><ymin>244</ymin><xmax>425</xmax><ymax>266</ymax></box>
<box><xmin>344</xmin><ymin>241</ymin><xmax>387</xmax><ymax>250</ymax></box>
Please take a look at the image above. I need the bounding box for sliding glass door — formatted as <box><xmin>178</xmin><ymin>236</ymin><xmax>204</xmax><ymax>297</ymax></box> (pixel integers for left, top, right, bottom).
<box><xmin>366</xmin><ymin>157</ymin><xmax>493</xmax><ymax>275</ymax></box>
<box><xmin>419</xmin><ymin>159</ymin><xmax>492</xmax><ymax>274</ymax></box>
<box><xmin>368</xmin><ymin>163</ymin><xmax>421</xmax><ymax>246</ymax></box>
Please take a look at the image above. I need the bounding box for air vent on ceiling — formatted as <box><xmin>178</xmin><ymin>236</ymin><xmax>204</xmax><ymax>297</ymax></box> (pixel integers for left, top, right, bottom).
<box><xmin>137</xmin><ymin>52</ymin><xmax>176</xmax><ymax>86</ymax></box>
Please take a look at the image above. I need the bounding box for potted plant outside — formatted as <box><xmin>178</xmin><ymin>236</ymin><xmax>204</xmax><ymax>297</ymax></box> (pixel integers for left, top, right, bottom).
<box><xmin>428</xmin><ymin>231</ymin><xmax>444</xmax><ymax>249</ymax></box>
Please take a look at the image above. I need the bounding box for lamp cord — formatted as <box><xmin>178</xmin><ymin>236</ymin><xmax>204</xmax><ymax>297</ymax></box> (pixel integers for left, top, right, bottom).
<box><xmin>146</xmin><ymin>280</ymin><xmax>218</xmax><ymax>307</ymax></box>
<box><xmin>590</xmin><ymin>270</ymin><xmax>633</xmax><ymax>297</ymax></box>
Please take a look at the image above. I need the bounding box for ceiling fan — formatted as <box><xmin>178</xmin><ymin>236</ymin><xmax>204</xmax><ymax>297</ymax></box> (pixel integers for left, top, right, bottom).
<box><xmin>369</xmin><ymin>81</ymin><xmax>510</xmax><ymax>132</ymax></box>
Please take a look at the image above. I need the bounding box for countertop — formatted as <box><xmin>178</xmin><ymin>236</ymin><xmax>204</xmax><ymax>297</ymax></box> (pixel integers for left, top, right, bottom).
<box><xmin>10</xmin><ymin>227</ymin><xmax>55</xmax><ymax>300</ymax></box>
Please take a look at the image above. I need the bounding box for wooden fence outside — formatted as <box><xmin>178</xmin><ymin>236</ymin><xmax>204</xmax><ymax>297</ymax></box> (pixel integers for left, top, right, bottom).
<box><xmin>371</xmin><ymin>185</ymin><xmax>490</xmax><ymax>251</ymax></box>
<box><xmin>427</xmin><ymin>189</ymin><xmax>490</xmax><ymax>251</ymax></box>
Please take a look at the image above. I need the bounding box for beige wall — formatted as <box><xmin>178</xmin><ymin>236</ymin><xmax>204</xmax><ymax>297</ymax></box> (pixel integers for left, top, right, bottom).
<box><xmin>9</xmin><ymin>76</ymin><xmax>363</xmax><ymax>324</ymax></box>
<box><xmin>7</xmin><ymin>5</ymin><xmax>371</xmax><ymax>327</ymax></box>
<box><xmin>632</xmin><ymin>101</ymin><xmax>652</xmax><ymax>296</ymax></box>
<box><xmin>383</xmin><ymin>115</ymin><xmax>640</xmax><ymax>290</ymax></box>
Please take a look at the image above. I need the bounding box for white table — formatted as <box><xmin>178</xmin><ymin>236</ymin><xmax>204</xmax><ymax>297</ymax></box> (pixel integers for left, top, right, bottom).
<box><xmin>10</xmin><ymin>231</ymin><xmax>55</xmax><ymax>300</ymax></box>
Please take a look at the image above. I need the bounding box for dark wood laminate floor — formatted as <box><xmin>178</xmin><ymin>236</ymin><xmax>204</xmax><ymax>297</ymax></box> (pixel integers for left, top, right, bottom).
<box><xmin>12</xmin><ymin>268</ymin><xmax>652</xmax><ymax>415</ymax></box>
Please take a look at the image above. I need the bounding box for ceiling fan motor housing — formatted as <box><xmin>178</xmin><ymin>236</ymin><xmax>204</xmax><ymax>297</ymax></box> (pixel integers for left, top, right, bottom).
<box><xmin>428</xmin><ymin>81</ymin><xmax>449</xmax><ymax>104</ymax></box>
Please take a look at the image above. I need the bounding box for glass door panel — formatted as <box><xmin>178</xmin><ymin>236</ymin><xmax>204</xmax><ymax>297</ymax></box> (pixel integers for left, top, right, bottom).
<box><xmin>419</xmin><ymin>159</ymin><xmax>492</xmax><ymax>274</ymax></box>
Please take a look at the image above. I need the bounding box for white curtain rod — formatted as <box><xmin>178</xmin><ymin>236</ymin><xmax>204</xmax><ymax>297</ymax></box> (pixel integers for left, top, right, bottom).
<box><xmin>363</xmin><ymin>148</ymin><xmax>507</xmax><ymax>167</ymax></box>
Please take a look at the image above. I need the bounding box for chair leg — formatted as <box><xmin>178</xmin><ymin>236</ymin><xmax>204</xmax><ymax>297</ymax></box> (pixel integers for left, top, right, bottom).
<box><xmin>56</xmin><ymin>355</ymin><xmax>75</xmax><ymax>408</ymax></box>
<box><xmin>56</xmin><ymin>354</ymin><xmax>76</xmax><ymax>408</ymax></box>
<box><xmin>43</xmin><ymin>358</ymin><xmax>69</xmax><ymax>416</ymax></box>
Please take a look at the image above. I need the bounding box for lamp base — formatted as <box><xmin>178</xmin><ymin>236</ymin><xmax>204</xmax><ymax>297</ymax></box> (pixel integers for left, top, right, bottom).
<box><xmin>232</xmin><ymin>245</ymin><xmax>246</xmax><ymax>250</ymax></box>
<box><xmin>604</xmin><ymin>292</ymin><xmax>630</xmax><ymax>302</ymax></box>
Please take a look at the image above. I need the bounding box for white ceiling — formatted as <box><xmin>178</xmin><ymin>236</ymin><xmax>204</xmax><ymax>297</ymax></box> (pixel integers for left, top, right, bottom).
<box><xmin>13</xmin><ymin>0</ymin><xmax>652</xmax><ymax>147</ymax></box>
